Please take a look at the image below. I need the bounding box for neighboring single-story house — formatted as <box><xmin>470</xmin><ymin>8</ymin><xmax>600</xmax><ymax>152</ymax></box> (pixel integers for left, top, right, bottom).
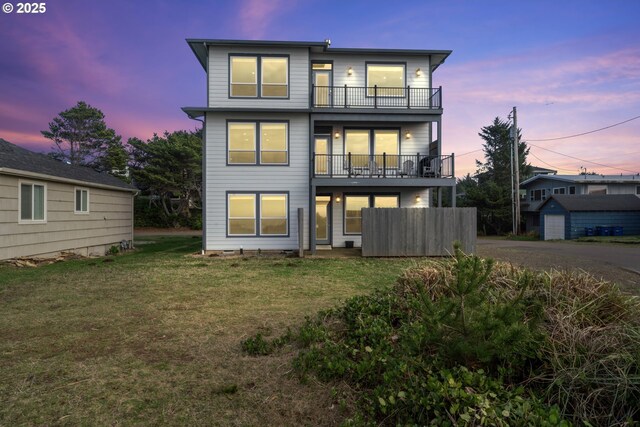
<box><xmin>0</xmin><ymin>139</ymin><xmax>137</xmax><ymax>260</ymax></box>
<box><xmin>539</xmin><ymin>194</ymin><xmax>640</xmax><ymax>240</ymax></box>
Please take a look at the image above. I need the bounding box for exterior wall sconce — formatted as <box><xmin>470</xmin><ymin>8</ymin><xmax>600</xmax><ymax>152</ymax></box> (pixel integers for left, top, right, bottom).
<box><xmin>334</xmin><ymin>131</ymin><xmax>341</xmax><ymax>139</ymax></box>
<box><xmin>415</xmin><ymin>195</ymin><xmax>421</xmax><ymax>203</ymax></box>
<box><xmin>336</xmin><ymin>195</ymin><xmax>341</xmax><ymax>203</ymax></box>
<box><xmin>416</xmin><ymin>68</ymin><xmax>422</xmax><ymax>77</ymax></box>
<box><xmin>347</xmin><ymin>66</ymin><xmax>353</xmax><ymax>76</ymax></box>
<box><xmin>405</xmin><ymin>130</ymin><xmax>412</xmax><ymax>139</ymax></box>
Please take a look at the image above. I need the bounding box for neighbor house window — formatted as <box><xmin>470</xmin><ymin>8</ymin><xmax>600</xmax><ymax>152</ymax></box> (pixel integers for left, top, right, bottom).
<box><xmin>366</xmin><ymin>63</ymin><xmax>405</xmax><ymax>96</ymax></box>
<box><xmin>587</xmin><ymin>185</ymin><xmax>607</xmax><ymax>195</ymax></box>
<box><xmin>75</xmin><ymin>188</ymin><xmax>89</xmax><ymax>213</ymax></box>
<box><xmin>230</xmin><ymin>56</ymin><xmax>258</xmax><ymax>97</ymax></box>
<box><xmin>569</xmin><ymin>186</ymin><xmax>576</xmax><ymax>195</ymax></box>
<box><xmin>228</xmin><ymin>194</ymin><xmax>256</xmax><ymax>236</ymax></box>
<box><xmin>19</xmin><ymin>181</ymin><xmax>46</xmax><ymax>223</ymax></box>
<box><xmin>344</xmin><ymin>194</ymin><xmax>399</xmax><ymax>234</ymax></box>
<box><xmin>227</xmin><ymin>193</ymin><xmax>288</xmax><ymax>237</ymax></box>
<box><xmin>228</xmin><ymin>121</ymin><xmax>288</xmax><ymax>165</ymax></box>
<box><xmin>531</xmin><ymin>189</ymin><xmax>546</xmax><ymax>201</ymax></box>
<box><xmin>260</xmin><ymin>194</ymin><xmax>288</xmax><ymax>235</ymax></box>
<box><xmin>636</xmin><ymin>185</ymin><xmax>640</xmax><ymax>195</ymax></box>
<box><xmin>553</xmin><ymin>187</ymin><xmax>566</xmax><ymax>195</ymax></box>
<box><xmin>230</xmin><ymin>55</ymin><xmax>288</xmax><ymax>98</ymax></box>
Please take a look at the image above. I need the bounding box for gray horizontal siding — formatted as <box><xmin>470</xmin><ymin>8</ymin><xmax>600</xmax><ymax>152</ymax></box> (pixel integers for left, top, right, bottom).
<box><xmin>205</xmin><ymin>112</ymin><xmax>310</xmax><ymax>250</ymax></box>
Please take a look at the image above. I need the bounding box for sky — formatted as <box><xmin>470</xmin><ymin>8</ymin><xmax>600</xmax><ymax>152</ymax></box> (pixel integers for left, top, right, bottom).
<box><xmin>1</xmin><ymin>0</ymin><xmax>639</xmax><ymax>177</ymax></box>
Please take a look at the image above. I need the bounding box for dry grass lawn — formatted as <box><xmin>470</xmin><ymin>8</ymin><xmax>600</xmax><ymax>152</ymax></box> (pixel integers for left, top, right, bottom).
<box><xmin>0</xmin><ymin>237</ymin><xmax>417</xmax><ymax>426</ymax></box>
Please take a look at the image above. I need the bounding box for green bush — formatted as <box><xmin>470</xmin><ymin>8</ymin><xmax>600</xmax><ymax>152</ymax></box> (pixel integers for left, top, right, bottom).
<box><xmin>134</xmin><ymin>196</ymin><xmax>202</xmax><ymax>229</ymax></box>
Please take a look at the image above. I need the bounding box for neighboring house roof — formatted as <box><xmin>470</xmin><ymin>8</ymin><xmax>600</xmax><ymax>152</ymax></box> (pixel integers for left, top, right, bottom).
<box><xmin>530</xmin><ymin>166</ymin><xmax>557</xmax><ymax>175</ymax></box>
<box><xmin>521</xmin><ymin>174</ymin><xmax>640</xmax><ymax>187</ymax></box>
<box><xmin>186</xmin><ymin>38</ymin><xmax>452</xmax><ymax>72</ymax></box>
<box><xmin>539</xmin><ymin>194</ymin><xmax>640</xmax><ymax>212</ymax></box>
<box><xmin>0</xmin><ymin>139</ymin><xmax>136</xmax><ymax>192</ymax></box>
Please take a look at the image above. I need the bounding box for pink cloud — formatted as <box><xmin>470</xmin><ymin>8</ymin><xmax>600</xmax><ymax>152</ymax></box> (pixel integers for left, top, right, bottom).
<box><xmin>237</xmin><ymin>0</ymin><xmax>297</xmax><ymax>39</ymax></box>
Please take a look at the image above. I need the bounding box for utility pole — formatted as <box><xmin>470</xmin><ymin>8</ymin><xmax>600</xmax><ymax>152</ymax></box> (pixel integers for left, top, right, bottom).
<box><xmin>512</xmin><ymin>106</ymin><xmax>521</xmax><ymax>235</ymax></box>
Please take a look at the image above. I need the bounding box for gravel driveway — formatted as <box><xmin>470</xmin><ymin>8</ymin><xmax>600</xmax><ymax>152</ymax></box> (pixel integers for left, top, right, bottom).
<box><xmin>476</xmin><ymin>238</ymin><xmax>640</xmax><ymax>294</ymax></box>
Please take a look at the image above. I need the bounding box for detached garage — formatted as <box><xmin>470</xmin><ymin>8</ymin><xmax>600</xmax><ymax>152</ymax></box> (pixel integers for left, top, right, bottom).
<box><xmin>539</xmin><ymin>194</ymin><xmax>640</xmax><ymax>240</ymax></box>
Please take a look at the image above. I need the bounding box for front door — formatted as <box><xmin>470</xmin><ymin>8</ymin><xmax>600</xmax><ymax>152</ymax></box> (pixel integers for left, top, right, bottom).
<box><xmin>315</xmin><ymin>195</ymin><xmax>332</xmax><ymax>245</ymax></box>
<box><xmin>313</xmin><ymin>70</ymin><xmax>332</xmax><ymax>107</ymax></box>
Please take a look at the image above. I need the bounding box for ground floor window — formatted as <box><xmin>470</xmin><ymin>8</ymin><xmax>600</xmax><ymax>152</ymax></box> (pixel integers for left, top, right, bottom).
<box><xmin>227</xmin><ymin>192</ymin><xmax>288</xmax><ymax>237</ymax></box>
<box><xmin>19</xmin><ymin>181</ymin><xmax>46</xmax><ymax>222</ymax></box>
<box><xmin>75</xmin><ymin>188</ymin><xmax>89</xmax><ymax>213</ymax></box>
<box><xmin>344</xmin><ymin>194</ymin><xmax>399</xmax><ymax>234</ymax></box>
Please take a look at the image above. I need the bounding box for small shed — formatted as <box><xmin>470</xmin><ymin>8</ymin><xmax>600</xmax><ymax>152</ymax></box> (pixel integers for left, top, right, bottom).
<box><xmin>539</xmin><ymin>194</ymin><xmax>640</xmax><ymax>240</ymax></box>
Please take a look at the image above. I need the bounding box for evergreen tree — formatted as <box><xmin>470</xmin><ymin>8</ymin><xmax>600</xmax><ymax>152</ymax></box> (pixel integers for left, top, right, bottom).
<box><xmin>458</xmin><ymin>117</ymin><xmax>530</xmax><ymax>235</ymax></box>
<box><xmin>41</xmin><ymin>101</ymin><xmax>128</xmax><ymax>180</ymax></box>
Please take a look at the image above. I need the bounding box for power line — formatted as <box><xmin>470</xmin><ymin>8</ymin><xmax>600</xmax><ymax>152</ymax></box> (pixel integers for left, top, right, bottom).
<box><xmin>528</xmin><ymin>143</ymin><xmax>639</xmax><ymax>174</ymax></box>
<box><xmin>527</xmin><ymin>151</ymin><xmax>576</xmax><ymax>173</ymax></box>
<box><xmin>525</xmin><ymin>114</ymin><xmax>640</xmax><ymax>142</ymax></box>
<box><xmin>456</xmin><ymin>148</ymin><xmax>483</xmax><ymax>158</ymax></box>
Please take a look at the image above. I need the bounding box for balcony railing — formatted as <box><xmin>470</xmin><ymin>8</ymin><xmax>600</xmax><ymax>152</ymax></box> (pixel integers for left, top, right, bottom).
<box><xmin>313</xmin><ymin>153</ymin><xmax>454</xmax><ymax>179</ymax></box>
<box><xmin>311</xmin><ymin>85</ymin><xmax>442</xmax><ymax>109</ymax></box>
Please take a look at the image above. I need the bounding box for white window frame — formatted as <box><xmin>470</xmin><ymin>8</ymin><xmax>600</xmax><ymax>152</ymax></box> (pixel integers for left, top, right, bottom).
<box><xmin>74</xmin><ymin>187</ymin><xmax>90</xmax><ymax>214</ymax></box>
<box><xmin>553</xmin><ymin>187</ymin><xmax>566</xmax><ymax>195</ymax></box>
<box><xmin>18</xmin><ymin>180</ymin><xmax>47</xmax><ymax>224</ymax></box>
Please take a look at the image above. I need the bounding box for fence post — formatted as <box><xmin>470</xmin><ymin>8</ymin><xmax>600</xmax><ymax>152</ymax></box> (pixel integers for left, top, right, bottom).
<box><xmin>298</xmin><ymin>208</ymin><xmax>304</xmax><ymax>258</ymax></box>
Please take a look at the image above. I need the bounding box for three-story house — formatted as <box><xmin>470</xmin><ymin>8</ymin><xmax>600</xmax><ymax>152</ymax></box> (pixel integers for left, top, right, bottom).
<box><xmin>182</xmin><ymin>39</ymin><xmax>455</xmax><ymax>254</ymax></box>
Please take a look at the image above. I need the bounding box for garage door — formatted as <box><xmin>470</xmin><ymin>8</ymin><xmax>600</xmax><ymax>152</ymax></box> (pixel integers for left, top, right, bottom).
<box><xmin>544</xmin><ymin>215</ymin><xmax>565</xmax><ymax>240</ymax></box>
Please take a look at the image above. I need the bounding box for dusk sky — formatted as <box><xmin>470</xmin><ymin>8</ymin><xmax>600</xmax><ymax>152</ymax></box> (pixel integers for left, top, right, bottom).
<box><xmin>1</xmin><ymin>0</ymin><xmax>639</xmax><ymax>176</ymax></box>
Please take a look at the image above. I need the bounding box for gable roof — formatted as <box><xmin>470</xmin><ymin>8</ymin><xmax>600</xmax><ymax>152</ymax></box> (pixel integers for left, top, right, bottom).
<box><xmin>0</xmin><ymin>139</ymin><xmax>136</xmax><ymax>192</ymax></box>
<box><xmin>521</xmin><ymin>174</ymin><xmax>640</xmax><ymax>187</ymax></box>
<box><xmin>539</xmin><ymin>194</ymin><xmax>640</xmax><ymax>212</ymax></box>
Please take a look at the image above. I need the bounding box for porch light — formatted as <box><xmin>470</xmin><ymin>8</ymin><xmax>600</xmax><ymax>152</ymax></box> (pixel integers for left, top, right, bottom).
<box><xmin>334</xmin><ymin>131</ymin><xmax>341</xmax><ymax>139</ymax></box>
<box><xmin>405</xmin><ymin>130</ymin><xmax>412</xmax><ymax>139</ymax></box>
<box><xmin>415</xmin><ymin>195</ymin><xmax>421</xmax><ymax>203</ymax></box>
<box><xmin>416</xmin><ymin>68</ymin><xmax>422</xmax><ymax>77</ymax></box>
<box><xmin>347</xmin><ymin>66</ymin><xmax>353</xmax><ymax>76</ymax></box>
<box><xmin>336</xmin><ymin>196</ymin><xmax>341</xmax><ymax>203</ymax></box>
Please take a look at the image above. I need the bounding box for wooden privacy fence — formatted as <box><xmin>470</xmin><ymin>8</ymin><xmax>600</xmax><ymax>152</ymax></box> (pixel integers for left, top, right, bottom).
<box><xmin>361</xmin><ymin>208</ymin><xmax>477</xmax><ymax>257</ymax></box>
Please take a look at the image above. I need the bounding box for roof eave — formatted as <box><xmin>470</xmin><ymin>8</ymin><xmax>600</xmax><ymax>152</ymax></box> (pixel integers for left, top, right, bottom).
<box><xmin>0</xmin><ymin>167</ymin><xmax>138</xmax><ymax>193</ymax></box>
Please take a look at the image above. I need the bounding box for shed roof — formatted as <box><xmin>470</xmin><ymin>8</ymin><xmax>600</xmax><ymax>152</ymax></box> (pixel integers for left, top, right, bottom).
<box><xmin>0</xmin><ymin>139</ymin><xmax>136</xmax><ymax>192</ymax></box>
<box><xmin>539</xmin><ymin>194</ymin><xmax>640</xmax><ymax>212</ymax></box>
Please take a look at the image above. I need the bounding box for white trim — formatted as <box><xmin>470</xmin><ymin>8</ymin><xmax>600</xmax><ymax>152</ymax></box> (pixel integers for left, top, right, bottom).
<box><xmin>18</xmin><ymin>179</ymin><xmax>47</xmax><ymax>224</ymax></box>
<box><xmin>74</xmin><ymin>187</ymin><xmax>90</xmax><ymax>214</ymax></box>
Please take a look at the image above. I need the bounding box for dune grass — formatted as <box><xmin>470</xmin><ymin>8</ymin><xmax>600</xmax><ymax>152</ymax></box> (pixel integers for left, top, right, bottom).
<box><xmin>0</xmin><ymin>236</ymin><xmax>416</xmax><ymax>426</ymax></box>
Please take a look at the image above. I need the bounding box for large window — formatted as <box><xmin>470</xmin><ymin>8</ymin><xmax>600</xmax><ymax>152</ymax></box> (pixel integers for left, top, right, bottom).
<box><xmin>75</xmin><ymin>188</ymin><xmax>89</xmax><ymax>214</ymax></box>
<box><xmin>344</xmin><ymin>129</ymin><xmax>400</xmax><ymax>168</ymax></box>
<box><xmin>230</xmin><ymin>55</ymin><xmax>288</xmax><ymax>98</ymax></box>
<box><xmin>344</xmin><ymin>194</ymin><xmax>399</xmax><ymax>234</ymax></box>
<box><xmin>19</xmin><ymin>181</ymin><xmax>46</xmax><ymax>223</ymax></box>
<box><xmin>530</xmin><ymin>189</ymin><xmax>547</xmax><ymax>202</ymax></box>
<box><xmin>228</xmin><ymin>121</ymin><xmax>288</xmax><ymax>165</ymax></box>
<box><xmin>366</xmin><ymin>63</ymin><xmax>405</xmax><ymax>96</ymax></box>
<box><xmin>553</xmin><ymin>187</ymin><xmax>566</xmax><ymax>195</ymax></box>
<box><xmin>227</xmin><ymin>193</ymin><xmax>288</xmax><ymax>236</ymax></box>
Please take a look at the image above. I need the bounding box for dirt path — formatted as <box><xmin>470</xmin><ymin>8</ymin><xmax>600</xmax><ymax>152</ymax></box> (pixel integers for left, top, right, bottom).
<box><xmin>477</xmin><ymin>238</ymin><xmax>640</xmax><ymax>294</ymax></box>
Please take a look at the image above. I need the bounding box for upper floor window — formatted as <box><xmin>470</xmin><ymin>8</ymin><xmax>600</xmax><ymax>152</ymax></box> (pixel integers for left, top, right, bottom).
<box><xmin>569</xmin><ymin>186</ymin><xmax>576</xmax><ymax>194</ymax></box>
<box><xmin>553</xmin><ymin>187</ymin><xmax>566</xmax><ymax>195</ymax></box>
<box><xmin>230</xmin><ymin>55</ymin><xmax>288</xmax><ymax>98</ymax></box>
<box><xmin>366</xmin><ymin>63</ymin><xmax>405</xmax><ymax>97</ymax></box>
<box><xmin>587</xmin><ymin>185</ymin><xmax>607</xmax><ymax>195</ymax></box>
<box><xmin>228</xmin><ymin>121</ymin><xmax>288</xmax><ymax>165</ymax></box>
<box><xmin>530</xmin><ymin>189</ymin><xmax>546</xmax><ymax>201</ymax></box>
<box><xmin>636</xmin><ymin>185</ymin><xmax>640</xmax><ymax>195</ymax></box>
<box><xmin>75</xmin><ymin>188</ymin><xmax>89</xmax><ymax>214</ymax></box>
<box><xmin>19</xmin><ymin>181</ymin><xmax>46</xmax><ymax>223</ymax></box>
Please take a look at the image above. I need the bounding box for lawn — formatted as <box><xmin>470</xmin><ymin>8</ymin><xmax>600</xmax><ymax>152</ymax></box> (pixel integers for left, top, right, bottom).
<box><xmin>0</xmin><ymin>236</ymin><xmax>417</xmax><ymax>426</ymax></box>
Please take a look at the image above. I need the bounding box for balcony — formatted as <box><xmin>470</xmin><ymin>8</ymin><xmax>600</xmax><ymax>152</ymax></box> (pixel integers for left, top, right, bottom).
<box><xmin>311</xmin><ymin>85</ymin><xmax>442</xmax><ymax>110</ymax></box>
<box><xmin>313</xmin><ymin>153</ymin><xmax>454</xmax><ymax>179</ymax></box>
